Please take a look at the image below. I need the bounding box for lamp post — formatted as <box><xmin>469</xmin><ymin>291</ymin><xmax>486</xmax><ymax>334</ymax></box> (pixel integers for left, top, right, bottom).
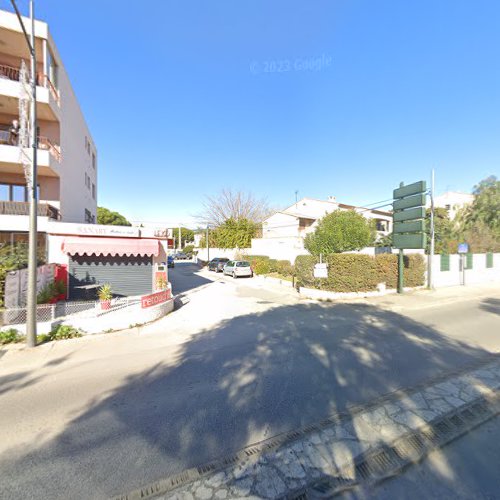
<box><xmin>11</xmin><ymin>0</ymin><xmax>38</xmax><ymax>347</ymax></box>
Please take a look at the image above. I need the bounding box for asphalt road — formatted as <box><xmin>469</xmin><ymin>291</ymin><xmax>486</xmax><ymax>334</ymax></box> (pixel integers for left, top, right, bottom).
<box><xmin>0</xmin><ymin>262</ymin><xmax>499</xmax><ymax>499</ymax></box>
<box><xmin>343</xmin><ymin>414</ymin><xmax>500</xmax><ymax>500</ymax></box>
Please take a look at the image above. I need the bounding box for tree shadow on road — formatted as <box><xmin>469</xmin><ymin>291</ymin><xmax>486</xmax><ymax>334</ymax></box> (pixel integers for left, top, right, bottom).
<box><xmin>480</xmin><ymin>297</ymin><xmax>500</xmax><ymax>316</ymax></box>
<box><xmin>0</xmin><ymin>302</ymin><xmax>496</xmax><ymax>499</ymax></box>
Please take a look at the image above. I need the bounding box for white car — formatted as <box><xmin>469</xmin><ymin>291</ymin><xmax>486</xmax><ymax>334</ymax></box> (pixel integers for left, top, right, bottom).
<box><xmin>223</xmin><ymin>260</ymin><xmax>253</xmax><ymax>278</ymax></box>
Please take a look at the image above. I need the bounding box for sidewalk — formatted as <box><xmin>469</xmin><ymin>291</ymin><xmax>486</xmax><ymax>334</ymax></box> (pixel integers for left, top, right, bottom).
<box><xmin>115</xmin><ymin>356</ymin><xmax>500</xmax><ymax>500</ymax></box>
<box><xmin>332</xmin><ymin>282</ymin><xmax>500</xmax><ymax>312</ymax></box>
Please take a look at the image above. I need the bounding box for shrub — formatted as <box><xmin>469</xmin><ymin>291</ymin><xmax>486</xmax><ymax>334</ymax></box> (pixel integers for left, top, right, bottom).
<box><xmin>183</xmin><ymin>245</ymin><xmax>195</xmax><ymax>256</ymax></box>
<box><xmin>244</xmin><ymin>255</ymin><xmax>270</xmax><ymax>275</ymax></box>
<box><xmin>0</xmin><ymin>328</ymin><xmax>23</xmax><ymax>345</ymax></box>
<box><xmin>294</xmin><ymin>255</ymin><xmax>317</xmax><ymax>288</ymax></box>
<box><xmin>295</xmin><ymin>253</ymin><xmax>425</xmax><ymax>292</ymax></box>
<box><xmin>38</xmin><ymin>324</ymin><xmax>83</xmax><ymax>344</ymax></box>
<box><xmin>276</xmin><ymin>260</ymin><xmax>294</xmax><ymax>277</ymax></box>
<box><xmin>267</xmin><ymin>259</ymin><xmax>279</xmax><ymax>273</ymax></box>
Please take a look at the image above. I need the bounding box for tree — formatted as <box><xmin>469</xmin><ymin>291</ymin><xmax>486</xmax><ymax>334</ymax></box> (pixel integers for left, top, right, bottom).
<box><xmin>453</xmin><ymin>175</ymin><xmax>500</xmax><ymax>252</ymax></box>
<box><xmin>195</xmin><ymin>188</ymin><xmax>274</xmax><ymax>226</ymax></box>
<box><xmin>97</xmin><ymin>207</ymin><xmax>131</xmax><ymax>226</ymax></box>
<box><xmin>304</xmin><ymin>210</ymin><xmax>374</xmax><ymax>255</ymax></box>
<box><xmin>464</xmin><ymin>176</ymin><xmax>500</xmax><ymax>236</ymax></box>
<box><xmin>199</xmin><ymin>218</ymin><xmax>257</xmax><ymax>249</ymax></box>
<box><xmin>426</xmin><ymin>207</ymin><xmax>454</xmax><ymax>254</ymax></box>
<box><xmin>173</xmin><ymin>227</ymin><xmax>195</xmax><ymax>247</ymax></box>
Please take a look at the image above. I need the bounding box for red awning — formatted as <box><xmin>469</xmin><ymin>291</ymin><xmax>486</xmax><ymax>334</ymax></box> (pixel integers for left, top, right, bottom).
<box><xmin>62</xmin><ymin>237</ymin><xmax>159</xmax><ymax>257</ymax></box>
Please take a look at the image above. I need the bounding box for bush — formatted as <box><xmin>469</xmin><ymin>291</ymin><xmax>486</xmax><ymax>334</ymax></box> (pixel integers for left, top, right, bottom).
<box><xmin>0</xmin><ymin>328</ymin><xmax>23</xmax><ymax>345</ymax></box>
<box><xmin>37</xmin><ymin>324</ymin><xmax>83</xmax><ymax>344</ymax></box>
<box><xmin>183</xmin><ymin>245</ymin><xmax>195</xmax><ymax>256</ymax></box>
<box><xmin>276</xmin><ymin>260</ymin><xmax>294</xmax><ymax>277</ymax></box>
<box><xmin>295</xmin><ymin>253</ymin><xmax>425</xmax><ymax>292</ymax></box>
<box><xmin>244</xmin><ymin>255</ymin><xmax>270</xmax><ymax>275</ymax></box>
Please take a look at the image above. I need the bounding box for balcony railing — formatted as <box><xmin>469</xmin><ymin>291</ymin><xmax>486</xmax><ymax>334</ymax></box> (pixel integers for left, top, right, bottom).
<box><xmin>0</xmin><ymin>63</ymin><xmax>60</xmax><ymax>105</ymax></box>
<box><xmin>0</xmin><ymin>125</ymin><xmax>62</xmax><ymax>163</ymax></box>
<box><xmin>0</xmin><ymin>201</ymin><xmax>60</xmax><ymax>219</ymax></box>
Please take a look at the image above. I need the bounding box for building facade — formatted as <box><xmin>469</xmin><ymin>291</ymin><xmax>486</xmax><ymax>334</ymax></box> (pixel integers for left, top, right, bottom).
<box><xmin>432</xmin><ymin>191</ymin><xmax>474</xmax><ymax>221</ymax></box>
<box><xmin>0</xmin><ymin>8</ymin><xmax>97</xmax><ymax>254</ymax></box>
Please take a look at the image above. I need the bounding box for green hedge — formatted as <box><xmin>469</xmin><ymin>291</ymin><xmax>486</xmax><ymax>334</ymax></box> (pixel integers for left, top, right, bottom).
<box><xmin>243</xmin><ymin>256</ymin><xmax>295</xmax><ymax>277</ymax></box>
<box><xmin>295</xmin><ymin>253</ymin><xmax>425</xmax><ymax>292</ymax></box>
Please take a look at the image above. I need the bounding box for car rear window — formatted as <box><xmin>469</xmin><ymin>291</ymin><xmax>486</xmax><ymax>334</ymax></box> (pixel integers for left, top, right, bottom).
<box><xmin>236</xmin><ymin>261</ymin><xmax>250</xmax><ymax>267</ymax></box>
<box><xmin>220</xmin><ymin>258</ymin><xmax>229</xmax><ymax>262</ymax></box>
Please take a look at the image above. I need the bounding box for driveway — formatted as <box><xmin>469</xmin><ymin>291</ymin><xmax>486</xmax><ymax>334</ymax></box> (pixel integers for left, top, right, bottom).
<box><xmin>0</xmin><ymin>265</ymin><xmax>499</xmax><ymax>500</ymax></box>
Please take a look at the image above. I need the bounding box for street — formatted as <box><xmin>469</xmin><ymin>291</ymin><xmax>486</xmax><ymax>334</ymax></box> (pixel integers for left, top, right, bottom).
<box><xmin>0</xmin><ymin>262</ymin><xmax>499</xmax><ymax>499</ymax></box>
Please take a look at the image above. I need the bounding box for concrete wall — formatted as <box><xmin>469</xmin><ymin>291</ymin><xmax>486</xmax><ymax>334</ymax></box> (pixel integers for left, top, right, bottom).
<box><xmin>195</xmin><ymin>248</ymin><xmax>239</xmax><ymax>261</ymax></box>
<box><xmin>56</xmin><ymin>45</ymin><xmax>97</xmax><ymax>223</ymax></box>
<box><xmin>431</xmin><ymin>253</ymin><xmax>500</xmax><ymax>288</ymax></box>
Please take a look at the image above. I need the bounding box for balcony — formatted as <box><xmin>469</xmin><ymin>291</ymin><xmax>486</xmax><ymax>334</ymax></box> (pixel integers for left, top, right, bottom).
<box><xmin>0</xmin><ymin>63</ymin><xmax>60</xmax><ymax>121</ymax></box>
<box><xmin>0</xmin><ymin>200</ymin><xmax>60</xmax><ymax>219</ymax></box>
<box><xmin>0</xmin><ymin>125</ymin><xmax>61</xmax><ymax>166</ymax></box>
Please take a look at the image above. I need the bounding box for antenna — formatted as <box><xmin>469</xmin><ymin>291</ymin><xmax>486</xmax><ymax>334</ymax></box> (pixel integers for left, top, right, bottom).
<box><xmin>295</xmin><ymin>190</ymin><xmax>298</xmax><ymax>209</ymax></box>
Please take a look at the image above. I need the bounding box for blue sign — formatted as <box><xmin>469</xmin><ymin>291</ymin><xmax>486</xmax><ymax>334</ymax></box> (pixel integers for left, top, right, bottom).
<box><xmin>458</xmin><ymin>243</ymin><xmax>469</xmax><ymax>254</ymax></box>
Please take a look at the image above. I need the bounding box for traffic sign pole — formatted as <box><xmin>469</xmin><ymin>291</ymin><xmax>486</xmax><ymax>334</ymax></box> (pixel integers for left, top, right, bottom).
<box><xmin>398</xmin><ymin>249</ymin><xmax>404</xmax><ymax>294</ymax></box>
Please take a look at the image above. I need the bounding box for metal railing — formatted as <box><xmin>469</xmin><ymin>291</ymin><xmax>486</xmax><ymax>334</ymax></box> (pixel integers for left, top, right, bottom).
<box><xmin>0</xmin><ymin>201</ymin><xmax>60</xmax><ymax>219</ymax></box>
<box><xmin>1</xmin><ymin>296</ymin><xmax>143</xmax><ymax>326</ymax></box>
<box><xmin>0</xmin><ymin>125</ymin><xmax>62</xmax><ymax>162</ymax></box>
<box><xmin>0</xmin><ymin>63</ymin><xmax>60</xmax><ymax>105</ymax></box>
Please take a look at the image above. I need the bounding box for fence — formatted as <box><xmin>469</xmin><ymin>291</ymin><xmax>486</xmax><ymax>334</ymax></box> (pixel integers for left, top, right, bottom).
<box><xmin>1</xmin><ymin>296</ymin><xmax>141</xmax><ymax>326</ymax></box>
<box><xmin>430</xmin><ymin>252</ymin><xmax>500</xmax><ymax>287</ymax></box>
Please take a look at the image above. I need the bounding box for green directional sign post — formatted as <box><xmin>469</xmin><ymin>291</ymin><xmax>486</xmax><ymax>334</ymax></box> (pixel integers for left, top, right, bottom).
<box><xmin>392</xmin><ymin>180</ymin><xmax>427</xmax><ymax>293</ymax></box>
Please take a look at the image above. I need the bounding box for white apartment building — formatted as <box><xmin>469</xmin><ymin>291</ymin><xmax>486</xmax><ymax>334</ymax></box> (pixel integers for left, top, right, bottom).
<box><xmin>0</xmin><ymin>9</ymin><xmax>97</xmax><ymax>253</ymax></box>
<box><xmin>432</xmin><ymin>191</ymin><xmax>474</xmax><ymax>220</ymax></box>
<box><xmin>249</xmin><ymin>197</ymin><xmax>393</xmax><ymax>262</ymax></box>
<box><xmin>262</xmin><ymin>197</ymin><xmax>392</xmax><ymax>240</ymax></box>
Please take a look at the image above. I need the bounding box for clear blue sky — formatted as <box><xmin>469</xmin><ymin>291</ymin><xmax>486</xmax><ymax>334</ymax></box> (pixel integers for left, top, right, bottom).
<box><xmin>15</xmin><ymin>1</ymin><xmax>500</xmax><ymax>226</ymax></box>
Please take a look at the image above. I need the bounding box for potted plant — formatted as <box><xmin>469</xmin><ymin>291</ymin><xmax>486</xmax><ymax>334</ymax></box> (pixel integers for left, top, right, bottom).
<box><xmin>98</xmin><ymin>284</ymin><xmax>112</xmax><ymax>310</ymax></box>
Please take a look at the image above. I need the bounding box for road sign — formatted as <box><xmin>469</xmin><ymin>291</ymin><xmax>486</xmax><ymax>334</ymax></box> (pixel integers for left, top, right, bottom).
<box><xmin>393</xmin><ymin>207</ymin><xmax>426</xmax><ymax>222</ymax></box>
<box><xmin>313</xmin><ymin>263</ymin><xmax>328</xmax><ymax>278</ymax></box>
<box><xmin>393</xmin><ymin>181</ymin><xmax>427</xmax><ymax>200</ymax></box>
<box><xmin>458</xmin><ymin>242</ymin><xmax>469</xmax><ymax>254</ymax></box>
<box><xmin>393</xmin><ymin>233</ymin><xmax>427</xmax><ymax>249</ymax></box>
<box><xmin>393</xmin><ymin>220</ymin><xmax>425</xmax><ymax>233</ymax></box>
<box><xmin>393</xmin><ymin>193</ymin><xmax>426</xmax><ymax>211</ymax></box>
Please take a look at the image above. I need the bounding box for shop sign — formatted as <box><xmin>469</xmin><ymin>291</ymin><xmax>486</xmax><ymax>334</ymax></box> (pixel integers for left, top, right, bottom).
<box><xmin>75</xmin><ymin>225</ymin><xmax>139</xmax><ymax>237</ymax></box>
<box><xmin>141</xmin><ymin>289</ymin><xmax>171</xmax><ymax>308</ymax></box>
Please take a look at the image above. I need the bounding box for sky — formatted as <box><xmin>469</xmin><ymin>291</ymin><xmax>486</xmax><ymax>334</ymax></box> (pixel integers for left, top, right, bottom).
<box><xmin>11</xmin><ymin>0</ymin><xmax>500</xmax><ymax>227</ymax></box>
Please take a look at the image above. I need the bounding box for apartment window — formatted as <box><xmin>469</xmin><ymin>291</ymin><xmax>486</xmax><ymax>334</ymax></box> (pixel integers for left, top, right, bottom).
<box><xmin>376</xmin><ymin>220</ymin><xmax>388</xmax><ymax>231</ymax></box>
<box><xmin>12</xmin><ymin>185</ymin><xmax>26</xmax><ymax>202</ymax></box>
<box><xmin>92</xmin><ymin>183</ymin><xmax>96</xmax><ymax>200</ymax></box>
<box><xmin>84</xmin><ymin>209</ymin><xmax>93</xmax><ymax>223</ymax></box>
<box><xmin>92</xmin><ymin>152</ymin><xmax>96</xmax><ymax>169</ymax></box>
<box><xmin>84</xmin><ymin>173</ymin><xmax>91</xmax><ymax>189</ymax></box>
<box><xmin>0</xmin><ymin>183</ymin><xmax>40</xmax><ymax>202</ymax></box>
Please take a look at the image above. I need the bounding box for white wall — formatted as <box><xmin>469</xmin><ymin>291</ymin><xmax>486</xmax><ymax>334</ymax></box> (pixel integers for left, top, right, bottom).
<box><xmin>195</xmin><ymin>248</ymin><xmax>239</xmax><ymax>261</ymax></box>
<box><xmin>56</xmin><ymin>46</ymin><xmax>97</xmax><ymax>223</ymax></box>
<box><xmin>250</xmin><ymin>237</ymin><xmax>306</xmax><ymax>263</ymax></box>
<box><xmin>431</xmin><ymin>253</ymin><xmax>500</xmax><ymax>288</ymax></box>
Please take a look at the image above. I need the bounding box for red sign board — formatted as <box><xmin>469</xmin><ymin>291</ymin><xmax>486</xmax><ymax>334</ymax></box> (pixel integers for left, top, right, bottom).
<box><xmin>141</xmin><ymin>289</ymin><xmax>171</xmax><ymax>308</ymax></box>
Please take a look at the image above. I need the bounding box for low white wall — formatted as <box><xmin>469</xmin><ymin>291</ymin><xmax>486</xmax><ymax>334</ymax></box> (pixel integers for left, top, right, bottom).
<box><xmin>195</xmin><ymin>248</ymin><xmax>240</xmax><ymax>261</ymax></box>
<box><xmin>250</xmin><ymin>238</ymin><xmax>306</xmax><ymax>263</ymax></box>
<box><xmin>431</xmin><ymin>253</ymin><xmax>500</xmax><ymax>288</ymax></box>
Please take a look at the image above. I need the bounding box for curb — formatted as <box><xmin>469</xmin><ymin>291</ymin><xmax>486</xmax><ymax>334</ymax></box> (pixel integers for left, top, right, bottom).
<box><xmin>112</xmin><ymin>355</ymin><xmax>500</xmax><ymax>500</ymax></box>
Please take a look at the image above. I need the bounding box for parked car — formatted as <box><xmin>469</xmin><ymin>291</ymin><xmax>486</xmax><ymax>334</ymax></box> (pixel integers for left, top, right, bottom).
<box><xmin>174</xmin><ymin>252</ymin><xmax>189</xmax><ymax>260</ymax></box>
<box><xmin>208</xmin><ymin>257</ymin><xmax>230</xmax><ymax>272</ymax></box>
<box><xmin>223</xmin><ymin>260</ymin><xmax>253</xmax><ymax>278</ymax></box>
<box><xmin>167</xmin><ymin>255</ymin><xmax>175</xmax><ymax>268</ymax></box>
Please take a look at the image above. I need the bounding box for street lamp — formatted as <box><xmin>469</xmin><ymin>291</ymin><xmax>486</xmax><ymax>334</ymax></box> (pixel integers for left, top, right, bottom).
<box><xmin>11</xmin><ymin>0</ymin><xmax>38</xmax><ymax>347</ymax></box>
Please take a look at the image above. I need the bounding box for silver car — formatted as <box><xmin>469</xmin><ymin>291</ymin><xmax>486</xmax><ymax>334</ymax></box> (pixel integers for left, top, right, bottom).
<box><xmin>223</xmin><ymin>260</ymin><xmax>253</xmax><ymax>278</ymax></box>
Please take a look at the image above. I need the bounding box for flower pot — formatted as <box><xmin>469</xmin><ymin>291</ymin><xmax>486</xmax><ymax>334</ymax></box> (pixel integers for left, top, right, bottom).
<box><xmin>101</xmin><ymin>300</ymin><xmax>111</xmax><ymax>310</ymax></box>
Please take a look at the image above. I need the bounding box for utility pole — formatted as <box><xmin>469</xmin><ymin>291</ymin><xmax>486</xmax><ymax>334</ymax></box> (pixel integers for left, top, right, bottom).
<box><xmin>428</xmin><ymin>169</ymin><xmax>435</xmax><ymax>289</ymax></box>
<box><xmin>178</xmin><ymin>225</ymin><xmax>181</xmax><ymax>250</ymax></box>
<box><xmin>206</xmin><ymin>225</ymin><xmax>210</xmax><ymax>263</ymax></box>
<box><xmin>11</xmin><ymin>0</ymin><xmax>37</xmax><ymax>347</ymax></box>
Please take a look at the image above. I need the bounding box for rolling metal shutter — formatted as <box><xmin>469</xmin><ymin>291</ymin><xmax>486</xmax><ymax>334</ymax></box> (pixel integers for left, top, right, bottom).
<box><xmin>69</xmin><ymin>255</ymin><xmax>152</xmax><ymax>300</ymax></box>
